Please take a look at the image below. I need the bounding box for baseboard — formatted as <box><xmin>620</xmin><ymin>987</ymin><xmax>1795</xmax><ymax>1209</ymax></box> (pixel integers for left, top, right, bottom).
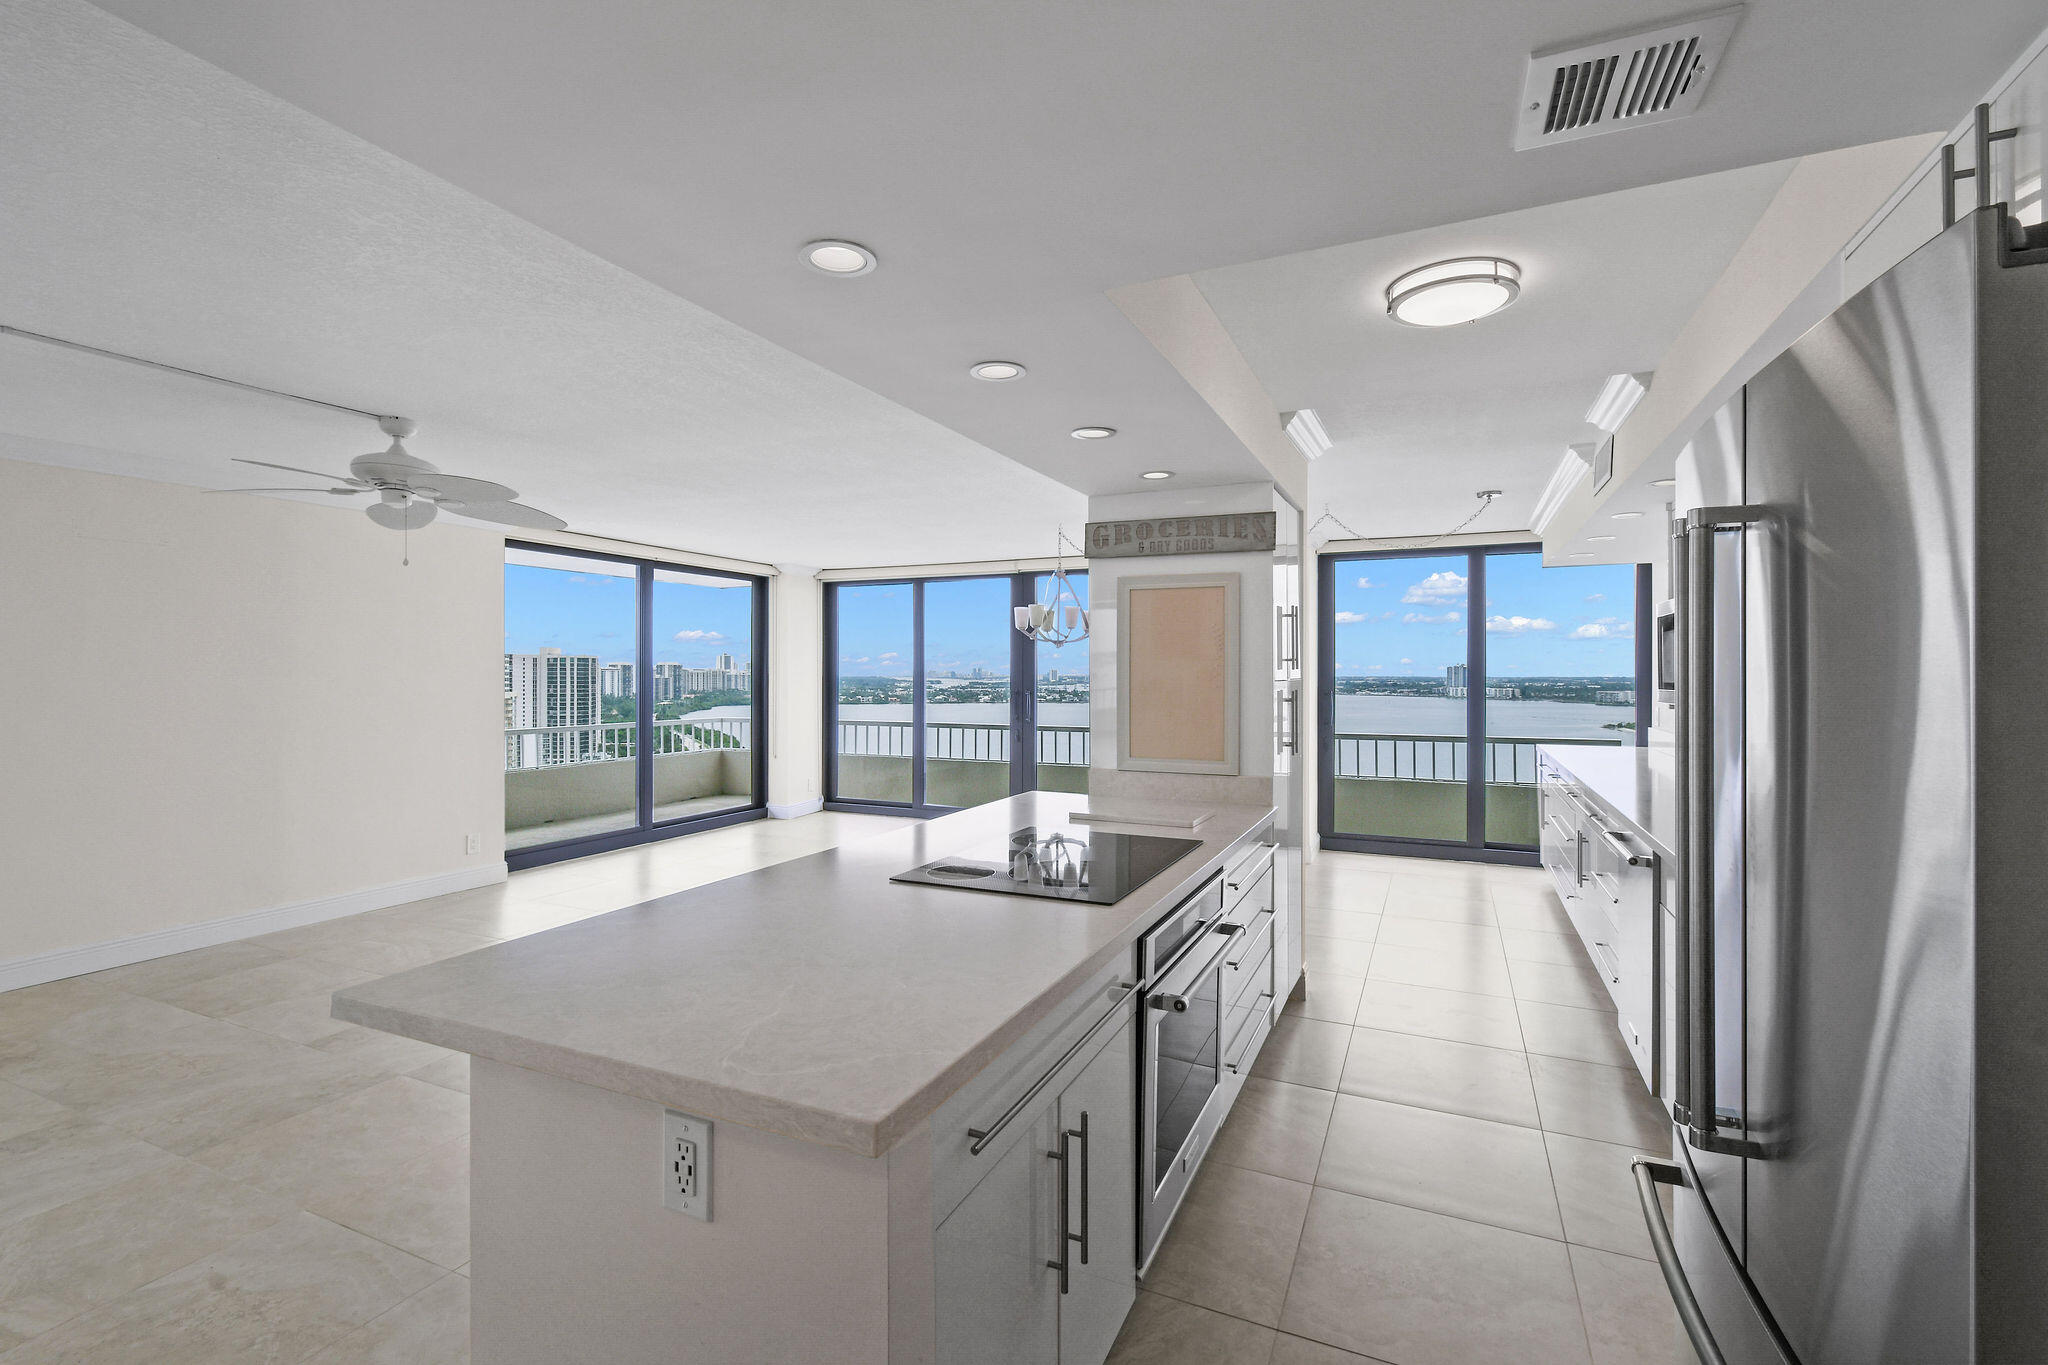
<box><xmin>766</xmin><ymin>797</ymin><xmax>825</xmax><ymax>820</ymax></box>
<box><xmin>0</xmin><ymin>862</ymin><xmax>509</xmax><ymax>995</ymax></box>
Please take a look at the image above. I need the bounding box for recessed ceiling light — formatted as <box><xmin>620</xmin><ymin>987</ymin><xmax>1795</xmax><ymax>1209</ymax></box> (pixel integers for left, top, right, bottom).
<box><xmin>1588</xmin><ymin>535</ymin><xmax>1617</xmax><ymax>542</ymax></box>
<box><xmin>802</xmin><ymin>239</ymin><xmax>877</xmax><ymax>275</ymax></box>
<box><xmin>1611</xmin><ymin>511</ymin><xmax>1645</xmax><ymax>519</ymax></box>
<box><xmin>1141</xmin><ymin>470</ymin><xmax>1173</xmax><ymax>480</ymax></box>
<box><xmin>969</xmin><ymin>361</ymin><xmax>1025</xmax><ymax>381</ymax></box>
<box><xmin>1386</xmin><ymin>257</ymin><xmax>1521</xmax><ymax>327</ymax></box>
<box><xmin>1649</xmin><ymin>477</ymin><xmax>1676</xmax><ymax>487</ymax></box>
<box><xmin>1568</xmin><ymin>552</ymin><xmax>1595</xmax><ymax>558</ymax></box>
<box><xmin>1071</xmin><ymin>426</ymin><xmax>1117</xmax><ymax>440</ymax></box>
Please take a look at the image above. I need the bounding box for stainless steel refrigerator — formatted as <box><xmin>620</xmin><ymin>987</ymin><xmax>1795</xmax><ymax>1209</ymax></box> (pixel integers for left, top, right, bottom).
<box><xmin>1641</xmin><ymin>205</ymin><xmax>2048</xmax><ymax>1365</ymax></box>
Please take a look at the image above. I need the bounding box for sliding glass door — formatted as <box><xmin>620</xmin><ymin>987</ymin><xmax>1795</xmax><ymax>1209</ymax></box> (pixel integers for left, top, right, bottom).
<box><xmin>1319</xmin><ymin>544</ymin><xmax>1643</xmax><ymax>861</ymax></box>
<box><xmin>504</xmin><ymin>544</ymin><xmax>766</xmax><ymax>867</ymax></box>
<box><xmin>826</xmin><ymin>571</ymin><xmax>1090</xmax><ymax>814</ymax></box>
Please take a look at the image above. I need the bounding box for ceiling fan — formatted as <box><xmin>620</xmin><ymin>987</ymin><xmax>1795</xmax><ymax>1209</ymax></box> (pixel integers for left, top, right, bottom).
<box><xmin>223</xmin><ymin>416</ymin><xmax>567</xmax><ymax>532</ymax></box>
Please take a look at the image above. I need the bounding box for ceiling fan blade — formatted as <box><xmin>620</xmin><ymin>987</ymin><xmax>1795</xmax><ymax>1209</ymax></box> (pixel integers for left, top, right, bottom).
<box><xmin>411</xmin><ymin>472</ymin><xmax>518</xmax><ymax>503</ymax></box>
<box><xmin>233</xmin><ymin>458</ymin><xmax>362</xmax><ymax>484</ymax></box>
<box><xmin>365</xmin><ymin>499</ymin><xmax>438</xmax><ymax>531</ymax></box>
<box><xmin>438</xmin><ymin>499</ymin><xmax>568</xmax><ymax>531</ymax></box>
<box><xmin>210</xmin><ymin>486</ymin><xmax>360</xmax><ymax>495</ymax></box>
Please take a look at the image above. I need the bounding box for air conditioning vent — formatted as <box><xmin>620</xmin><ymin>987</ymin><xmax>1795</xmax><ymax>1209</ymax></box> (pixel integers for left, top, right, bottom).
<box><xmin>1514</xmin><ymin>7</ymin><xmax>1742</xmax><ymax>150</ymax></box>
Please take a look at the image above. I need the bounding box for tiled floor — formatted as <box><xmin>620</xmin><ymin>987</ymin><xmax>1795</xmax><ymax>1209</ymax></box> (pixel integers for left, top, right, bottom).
<box><xmin>1107</xmin><ymin>850</ymin><xmax>1686</xmax><ymax>1365</ymax></box>
<box><xmin>0</xmin><ymin>811</ymin><xmax>912</xmax><ymax>1363</ymax></box>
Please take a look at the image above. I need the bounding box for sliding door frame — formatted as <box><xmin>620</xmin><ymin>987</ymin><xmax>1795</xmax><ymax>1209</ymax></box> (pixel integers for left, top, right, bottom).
<box><xmin>1318</xmin><ymin>541</ymin><xmax>1641</xmax><ymax>866</ymax></box>
<box><xmin>505</xmin><ymin>541</ymin><xmax>769</xmax><ymax>871</ymax></box>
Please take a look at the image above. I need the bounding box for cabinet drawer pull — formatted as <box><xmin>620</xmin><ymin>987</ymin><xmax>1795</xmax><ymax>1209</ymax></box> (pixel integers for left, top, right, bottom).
<box><xmin>1223</xmin><ymin>997</ymin><xmax>1273</xmax><ymax>1073</ymax></box>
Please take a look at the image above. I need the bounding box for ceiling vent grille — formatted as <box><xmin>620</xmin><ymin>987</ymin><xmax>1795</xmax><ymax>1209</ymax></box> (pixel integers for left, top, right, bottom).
<box><xmin>1514</xmin><ymin>7</ymin><xmax>1742</xmax><ymax>150</ymax></box>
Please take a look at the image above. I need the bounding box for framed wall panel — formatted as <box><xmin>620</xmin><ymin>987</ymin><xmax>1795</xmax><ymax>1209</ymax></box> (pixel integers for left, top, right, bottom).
<box><xmin>1117</xmin><ymin>574</ymin><xmax>1240</xmax><ymax>775</ymax></box>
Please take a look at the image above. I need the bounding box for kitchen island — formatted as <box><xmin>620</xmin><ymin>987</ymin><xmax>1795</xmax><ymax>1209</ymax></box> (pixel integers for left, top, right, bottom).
<box><xmin>333</xmin><ymin>792</ymin><xmax>1281</xmax><ymax>1365</ymax></box>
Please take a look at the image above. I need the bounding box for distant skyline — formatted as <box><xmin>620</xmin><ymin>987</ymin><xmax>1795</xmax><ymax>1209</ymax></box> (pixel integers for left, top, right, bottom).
<box><xmin>836</xmin><ymin>575</ymin><xmax>1091</xmax><ymax>680</ymax></box>
<box><xmin>1331</xmin><ymin>552</ymin><xmax>1634</xmax><ymax>677</ymax></box>
<box><xmin>504</xmin><ymin>564</ymin><xmax>754</xmax><ymax>666</ymax></box>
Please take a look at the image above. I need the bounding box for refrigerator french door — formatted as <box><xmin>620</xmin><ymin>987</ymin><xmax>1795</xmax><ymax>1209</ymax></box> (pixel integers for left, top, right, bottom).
<box><xmin>1646</xmin><ymin>207</ymin><xmax>2048</xmax><ymax>1364</ymax></box>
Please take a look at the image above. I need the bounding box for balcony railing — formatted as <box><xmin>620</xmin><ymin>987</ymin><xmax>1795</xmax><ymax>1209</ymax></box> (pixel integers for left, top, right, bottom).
<box><xmin>835</xmin><ymin>720</ymin><xmax>1090</xmax><ymax>767</ymax></box>
<box><xmin>1333</xmin><ymin>732</ymin><xmax>1624</xmax><ymax>785</ymax></box>
<box><xmin>504</xmin><ymin>716</ymin><xmax>750</xmax><ymax>772</ymax></box>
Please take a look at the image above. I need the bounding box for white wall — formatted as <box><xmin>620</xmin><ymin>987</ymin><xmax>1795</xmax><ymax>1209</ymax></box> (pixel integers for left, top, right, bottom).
<box><xmin>767</xmin><ymin>566</ymin><xmax>824</xmax><ymax>816</ymax></box>
<box><xmin>0</xmin><ymin>456</ymin><xmax>505</xmax><ymax>981</ymax></box>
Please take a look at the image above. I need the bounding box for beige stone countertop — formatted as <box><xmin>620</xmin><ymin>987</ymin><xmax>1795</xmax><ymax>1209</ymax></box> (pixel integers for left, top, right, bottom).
<box><xmin>1538</xmin><ymin>742</ymin><xmax>1677</xmax><ymax>860</ymax></box>
<box><xmin>332</xmin><ymin>792</ymin><xmax>1273</xmax><ymax>1158</ymax></box>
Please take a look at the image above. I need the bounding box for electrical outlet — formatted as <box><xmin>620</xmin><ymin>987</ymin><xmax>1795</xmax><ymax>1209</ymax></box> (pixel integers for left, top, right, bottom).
<box><xmin>464</xmin><ymin>833</ymin><xmax>482</xmax><ymax>855</ymax></box>
<box><xmin>662</xmin><ymin>1110</ymin><xmax>712</xmax><ymax>1220</ymax></box>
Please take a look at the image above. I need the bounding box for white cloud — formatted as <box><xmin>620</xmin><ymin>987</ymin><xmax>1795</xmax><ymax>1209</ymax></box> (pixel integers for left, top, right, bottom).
<box><xmin>1585</xmin><ymin>593</ymin><xmax>1606</xmax><ymax>602</ymax></box>
<box><xmin>1355</xmin><ymin>576</ymin><xmax>1374</xmax><ymax>589</ymax></box>
<box><xmin>1365</xmin><ymin>664</ymin><xmax>1386</xmax><ymax>672</ymax></box>
<box><xmin>1402</xmin><ymin>610</ymin><xmax>1460</xmax><ymax>625</ymax></box>
<box><xmin>1333</xmin><ymin>610</ymin><xmax>1366</xmax><ymax>624</ymax></box>
<box><xmin>1486</xmin><ymin>615</ymin><xmax>1556</xmax><ymax>634</ymax></box>
<box><xmin>673</xmin><ymin>629</ymin><xmax>725</xmax><ymax>642</ymax></box>
<box><xmin>1402</xmin><ymin>571</ymin><xmax>1467</xmax><ymax>605</ymax></box>
<box><xmin>840</xmin><ymin>655</ymin><xmax>872</xmax><ymax>664</ymax></box>
<box><xmin>878</xmin><ymin>651</ymin><xmax>899</xmax><ymax>660</ymax></box>
<box><xmin>1399</xmin><ymin>657</ymin><xmax>1413</xmax><ymax>665</ymax></box>
<box><xmin>1570</xmin><ymin>617</ymin><xmax>1635</xmax><ymax>640</ymax></box>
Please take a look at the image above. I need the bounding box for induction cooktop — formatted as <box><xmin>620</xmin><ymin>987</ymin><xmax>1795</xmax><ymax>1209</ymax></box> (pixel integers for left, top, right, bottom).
<box><xmin>891</xmin><ymin>826</ymin><xmax>1201</xmax><ymax>905</ymax></box>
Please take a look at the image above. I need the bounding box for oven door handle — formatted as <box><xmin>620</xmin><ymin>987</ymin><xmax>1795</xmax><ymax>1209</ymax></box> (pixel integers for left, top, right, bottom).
<box><xmin>965</xmin><ymin>982</ymin><xmax>1135</xmax><ymax>1156</ymax></box>
<box><xmin>1149</xmin><ymin>924</ymin><xmax>1244</xmax><ymax>1012</ymax></box>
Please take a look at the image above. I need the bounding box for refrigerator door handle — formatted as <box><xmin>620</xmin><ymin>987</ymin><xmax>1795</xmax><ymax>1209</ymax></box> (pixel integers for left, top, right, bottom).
<box><xmin>1632</xmin><ymin>1158</ymin><xmax>1728</xmax><ymax>1365</ymax></box>
<box><xmin>1677</xmin><ymin>505</ymin><xmax>1770</xmax><ymax>1158</ymax></box>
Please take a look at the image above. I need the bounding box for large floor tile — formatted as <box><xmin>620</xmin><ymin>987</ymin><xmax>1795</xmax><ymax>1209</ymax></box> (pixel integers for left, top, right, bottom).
<box><xmin>1338</xmin><ymin>1028</ymin><xmax>1540</xmax><ymax>1128</ymax></box>
<box><xmin>89</xmin><ymin>941</ymin><xmax>288</xmax><ymax>997</ymax></box>
<box><xmin>1281</xmin><ymin>1188</ymin><xmax>1591</xmax><ymax>1365</ymax></box>
<box><xmin>1381</xmin><ymin>884</ymin><xmax>1496</xmax><ymax>925</ymax></box>
<box><xmin>1301</xmin><ymin>906</ymin><xmax>1379</xmax><ymax>943</ymax></box>
<box><xmin>1316</xmin><ymin>1094</ymin><xmax>1562</xmax><ymax>1240</ymax></box>
<box><xmin>1142</xmin><ymin>1161</ymin><xmax>1311</xmax><ymax>1327</ymax></box>
<box><xmin>1283</xmin><ymin>972</ymin><xmax>1364</xmax><ymax>1027</ymax></box>
<box><xmin>307</xmin><ymin>1138</ymin><xmax>469</xmax><ymax>1270</ymax></box>
<box><xmin>1250</xmin><ymin>1017</ymin><xmax>1353</xmax><ymax>1090</ymax></box>
<box><xmin>190</xmin><ymin>1077</ymin><xmax>468</xmax><ymax>1208</ymax></box>
<box><xmin>1269</xmin><ymin>1334</ymin><xmax>1388</xmax><ymax>1364</ymax></box>
<box><xmin>148</xmin><ymin>957</ymin><xmax>376</xmax><ymax>1019</ymax></box>
<box><xmin>1367</xmin><ymin>942</ymin><xmax>1514</xmax><ymax>997</ymax></box>
<box><xmin>0</xmin><ymin>992</ymin><xmax>213</xmax><ymax>1070</ymax></box>
<box><xmin>0</xmin><ymin>979</ymin><xmax>131</xmax><ymax>1037</ymax></box>
<box><xmin>0</xmin><ymin>1115</ymin><xmax>182</xmax><ymax>1232</ymax></box>
<box><xmin>0</xmin><ymin>1211</ymin><xmax>444</xmax><ymax>1365</ymax></box>
<box><xmin>312</xmin><ymin>1025</ymin><xmax>457</xmax><ymax>1077</ymax></box>
<box><xmin>1491</xmin><ymin>893</ymin><xmax>1576</xmax><ymax>934</ymax></box>
<box><xmin>1570</xmin><ymin>1243</ymin><xmax>1691</xmax><ymax>1365</ymax></box>
<box><xmin>1207</xmin><ymin>1078</ymin><xmax>1337</xmax><ymax>1184</ymax></box>
<box><xmin>1500</xmin><ymin>926</ymin><xmax>1594</xmax><ymax>966</ymax></box>
<box><xmin>1300</xmin><ymin>868</ymin><xmax>1391</xmax><ymax>915</ymax></box>
<box><xmin>408</xmin><ymin>1053</ymin><xmax>471</xmax><ymax>1094</ymax></box>
<box><xmin>1528</xmin><ymin>1055</ymin><xmax>1671</xmax><ymax>1149</ymax></box>
<box><xmin>306</xmin><ymin>1270</ymin><xmax>469</xmax><ymax>1365</ymax></box>
<box><xmin>0</xmin><ymin>1157</ymin><xmax>291</xmax><ymax>1351</ymax></box>
<box><xmin>221</xmin><ymin>990</ymin><xmax>360</xmax><ymax>1046</ymax></box>
<box><xmin>1509</xmin><ymin>957</ymin><xmax>1616</xmax><ymax>1012</ymax></box>
<box><xmin>1518</xmin><ymin>999</ymin><xmax>1635</xmax><ymax>1067</ymax></box>
<box><xmin>1353</xmin><ymin>981</ymin><xmax>1524</xmax><ymax>1051</ymax></box>
<box><xmin>1373</xmin><ymin>916</ymin><xmax>1502</xmax><ymax>955</ymax></box>
<box><xmin>1106</xmin><ymin>1290</ymin><xmax>1278</xmax><ymax>1365</ymax></box>
<box><xmin>301</xmin><ymin>928</ymin><xmax>503</xmax><ymax>978</ymax></box>
<box><xmin>1302</xmin><ymin>934</ymin><xmax>1374</xmax><ymax>978</ymax></box>
<box><xmin>1546</xmin><ymin>1131</ymin><xmax>1668</xmax><ymax>1260</ymax></box>
<box><xmin>0</xmin><ymin>1082</ymin><xmax>69</xmax><ymax>1145</ymax></box>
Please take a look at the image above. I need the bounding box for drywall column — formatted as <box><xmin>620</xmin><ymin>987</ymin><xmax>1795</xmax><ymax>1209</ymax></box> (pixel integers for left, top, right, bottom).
<box><xmin>767</xmin><ymin>565</ymin><xmax>825</xmax><ymax>817</ymax></box>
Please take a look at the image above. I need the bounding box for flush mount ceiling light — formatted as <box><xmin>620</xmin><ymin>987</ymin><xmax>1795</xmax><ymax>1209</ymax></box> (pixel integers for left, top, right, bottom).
<box><xmin>1070</xmin><ymin>426</ymin><xmax>1117</xmax><ymax>440</ymax></box>
<box><xmin>1611</xmin><ymin>511</ymin><xmax>1645</xmax><ymax>519</ymax></box>
<box><xmin>969</xmin><ymin>360</ymin><xmax>1026</xmax><ymax>381</ymax></box>
<box><xmin>1141</xmin><ymin>470</ymin><xmax>1173</xmax><ymax>480</ymax></box>
<box><xmin>1649</xmin><ymin>477</ymin><xmax>1677</xmax><ymax>487</ymax></box>
<box><xmin>1588</xmin><ymin>535</ymin><xmax>1618</xmax><ymax>542</ymax></box>
<box><xmin>801</xmin><ymin>239</ymin><xmax>877</xmax><ymax>275</ymax></box>
<box><xmin>1386</xmin><ymin>257</ymin><xmax>1521</xmax><ymax>327</ymax></box>
<box><xmin>1569</xmin><ymin>552</ymin><xmax>1595</xmax><ymax>558</ymax></box>
<box><xmin>1585</xmin><ymin>372</ymin><xmax>1651</xmax><ymax>432</ymax></box>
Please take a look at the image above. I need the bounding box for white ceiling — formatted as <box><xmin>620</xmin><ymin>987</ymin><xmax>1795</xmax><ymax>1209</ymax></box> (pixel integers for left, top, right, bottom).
<box><xmin>79</xmin><ymin>0</ymin><xmax>2043</xmax><ymax>507</ymax></box>
<box><xmin>0</xmin><ymin>0</ymin><xmax>1085</xmax><ymax>568</ymax></box>
<box><xmin>1194</xmin><ymin>158</ymin><xmax>1798</xmax><ymax>541</ymax></box>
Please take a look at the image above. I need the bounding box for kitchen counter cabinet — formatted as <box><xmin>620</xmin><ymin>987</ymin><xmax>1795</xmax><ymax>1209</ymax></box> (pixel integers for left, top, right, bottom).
<box><xmin>334</xmin><ymin>792</ymin><xmax>1276</xmax><ymax>1365</ymax></box>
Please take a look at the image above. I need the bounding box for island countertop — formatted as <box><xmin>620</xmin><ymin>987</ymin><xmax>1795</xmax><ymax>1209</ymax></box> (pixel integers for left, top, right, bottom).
<box><xmin>332</xmin><ymin>792</ymin><xmax>1273</xmax><ymax>1158</ymax></box>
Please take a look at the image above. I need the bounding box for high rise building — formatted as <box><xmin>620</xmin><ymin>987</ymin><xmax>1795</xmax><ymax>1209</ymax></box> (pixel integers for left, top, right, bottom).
<box><xmin>505</xmin><ymin>648</ymin><xmax>602</xmax><ymax>766</ymax></box>
<box><xmin>600</xmin><ymin>662</ymin><xmax>637</xmax><ymax>699</ymax></box>
<box><xmin>651</xmin><ymin>662</ymin><xmax>685</xmax><ymax>703</ymax></box>
<box><xmin>1445</xmin><ymin>664</ymin><xmax>1468</xmax><ymax>698</ymax></box>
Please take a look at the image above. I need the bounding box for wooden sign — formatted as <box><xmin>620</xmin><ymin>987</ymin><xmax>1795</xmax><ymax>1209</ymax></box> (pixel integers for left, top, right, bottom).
<box><xmin>1085</xmin><ymin>511</ymin><xmax>1274</xmax><ymax>559</ymax></box>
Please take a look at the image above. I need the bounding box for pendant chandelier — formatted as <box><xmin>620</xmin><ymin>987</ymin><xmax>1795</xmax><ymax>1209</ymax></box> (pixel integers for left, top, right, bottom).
<box><xmin>1014</xmin><ymin>529</ymin><xmax>1089</xmax><ymax>646</ymax></box>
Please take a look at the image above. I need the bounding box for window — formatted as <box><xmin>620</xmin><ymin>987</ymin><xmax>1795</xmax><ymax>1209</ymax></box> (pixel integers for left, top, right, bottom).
<box><xmin>826</xmin><ymin>572</ymin><xmax>1090</xmax><ymax>813</ymax></box>
<box><xmin>1319</xmin><ymin>544</ymin><xmax>1644</xmax><ymax>860</ymax></box>
<box><xmin>504</xmin><ymin>544</ymin><xmax>766</xmax><ymax>867</ymax></box>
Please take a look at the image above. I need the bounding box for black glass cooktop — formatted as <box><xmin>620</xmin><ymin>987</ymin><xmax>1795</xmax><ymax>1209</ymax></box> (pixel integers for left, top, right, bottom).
<box><xmin>892</xmin><ymin>826</ymin><xmax>1201</xmax><ymax>905</ymax></box>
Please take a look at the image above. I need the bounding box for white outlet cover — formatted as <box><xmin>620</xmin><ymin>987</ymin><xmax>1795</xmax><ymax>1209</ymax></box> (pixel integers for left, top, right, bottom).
<box><xmin>662</xmin><ymin>1109</ymin><xmax>712</xmax><ymax>1220</ymax></box>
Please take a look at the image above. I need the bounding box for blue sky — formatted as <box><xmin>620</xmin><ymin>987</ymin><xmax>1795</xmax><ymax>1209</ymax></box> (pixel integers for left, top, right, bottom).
<box><xmin>504</xmin><ymin>564</ymin><xmax>754</xmax><ymax>665</ymax></box>
<box><xmin>835</xmin><ymin>574</ymin><xmax>1091</xmax><ymax>679</ymax></box>
<box><xmin>1331</xmin><ymin>552</ymin><xmax>1634</xmax><ymax>677</ymax></box>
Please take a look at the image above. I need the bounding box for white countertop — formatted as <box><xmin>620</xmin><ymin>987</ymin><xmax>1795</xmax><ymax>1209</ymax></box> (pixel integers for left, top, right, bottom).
<box><xmin>1538</xmin><ymin>743</ymin><xmax>1678</xmax><ymax>859</ymax></box>
<box><xmin>332</xmin><ymin>793</ymin><xmax>1273</xmax><ymax>1158</ymax></box>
